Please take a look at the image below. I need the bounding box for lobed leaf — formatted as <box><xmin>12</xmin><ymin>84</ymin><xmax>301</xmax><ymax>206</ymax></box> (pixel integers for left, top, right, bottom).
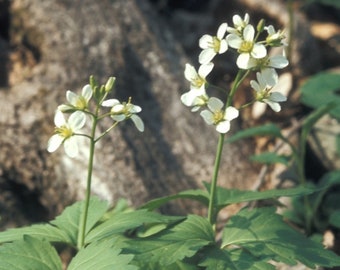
<box><xmin>222</xmin><ymin>207</ymin><xmax>340</xmax><ymax>268</ymax></box>
<box><xmin>0</xmin><ymin>235</ymin><xmax>62</xmax><ymax>270</ymax></box>
<box><xmin>50</xmin><ymin>196</ymin><xmax>109</xmax><ymax>246</ymax></box>
<box><xmin>199</xmin><ymin>246</ymin><xmax>275</xmax><ymax>270</ymax></box>
<box><xmin>85</xmin><ymin>209</ymin><xmax>184</xmax><ymax>244</ymax></box>
<box><xmin>0</xmin><ymin>223</ymin><xmax>70</xmax><ymax>244</ymax></box>
<box><xmin>68</xmin><ymin>240</ymin><xmax>137</xmax><ymax>270</ymax></box>
<box><xmin>125</xmin><ymin>215</ymin><xmax>214</xmax><ymax>268</ymax></box>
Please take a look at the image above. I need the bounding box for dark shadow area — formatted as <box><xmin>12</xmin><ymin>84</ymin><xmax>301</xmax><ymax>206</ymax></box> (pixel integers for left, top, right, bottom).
<box><xmin>0</xmin><ymin>0</ymin><xmax>10</xmax><ymax>87</ymax></box>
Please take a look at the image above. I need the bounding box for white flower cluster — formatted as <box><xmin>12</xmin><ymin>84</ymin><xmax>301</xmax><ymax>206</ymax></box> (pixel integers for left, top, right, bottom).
<box><xmin>181</xmin><ymin>13</ymin><xmax>288</xmax><ymax>134</ymax></box>
<box><xmin>47</xmin><ymin>78</ymin><xmax>144</xmax><ymax>158</ymax></box>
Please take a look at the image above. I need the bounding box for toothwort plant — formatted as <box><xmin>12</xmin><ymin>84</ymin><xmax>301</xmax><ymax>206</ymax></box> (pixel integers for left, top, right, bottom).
<box><xmin>0</xmin><ymin>13</ymin><xmax>339</xmax><ymax>270</ymax></box>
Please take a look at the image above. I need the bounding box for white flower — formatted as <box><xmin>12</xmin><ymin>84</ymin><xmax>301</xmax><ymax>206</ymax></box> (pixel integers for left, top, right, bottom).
<box><xmin>227</xmin><ymin>13</ymin><xmax>250</xmax><ymax>35</ymax></box>
<box><xmin>265</xmin><ymin>25</ymin><xmax>287</xmax><ymax>46</ymax></box>
<box><xmin>250</xmin><ymin>71</ymin><xmax>287</xmax><ymax>112</ymax></box>
<box><xmin>181</xmin><ymin>88</ymin><xmax>209</xmax><ymax>112</ymax></box>
<box><xmin>200</xmin><ymin>97</ymin><xmax>239</xmax><ymax>133</ymax></box>
<box><xmin>47</xmin><ymin>111</ymin><xmax>86</xmax><ymax>158</ymax></box>
<box><xmin>184</xmin><ymin>63</ymin><xmax>214</xmax><ymax>90</ymax></box>
<box><xmin>227</xmin><ymin>24</ymin><xmax>267</xmax><ymax>69</ymax></box>
<box><xmin>58</xmin><ymin>84</ymin><xmax>93</xmax><ymax>112</ymax></box>
<box><xmin>102</xmin><ymin>98</ymin><xmax>144</xmax><ymax>132</ymax></box>
<box><xmin>199</xmin><ymin>23</ymin><xmax>228</xmax><ymax>64</ymax></box>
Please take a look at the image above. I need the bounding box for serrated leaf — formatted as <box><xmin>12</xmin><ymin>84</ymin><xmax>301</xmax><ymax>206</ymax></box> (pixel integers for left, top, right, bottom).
<box><xmin>140</xmin><ymin>189</ymin><xmax>209</xmax><ymax>211</ymax></box>
<box><xmin>203</xmin><ymin>183</ymin><xmax>318</xmax><ymax>209</ymax></box>
<box><xmin>199</xmin><ymin>246</ymin><xmax>275</xmax><ymax>270</ymax></box>
<box><xmin>300</xmin><ymin>72</ymin><xmax>340</xmax><ymax>119</ymax></box>
<box><xmin>85</xmin><ymin>209</ymin><xmax>184</xmax><ymax>244</ymax></box>
<box><xmin>0</xmin><ymin>235</ymin><xmax>62</xmax><ymax>270</ymax></box>
<box><xmin>250</xmin><ymin>152</ymin><xmax>290</xmax><ymax>165</ymax></box>
<box><xmin>50</xmin><ymin>196</ymin><xmax>109</xmax><ymax>246</ymax></box>
<box><xmin>0</xmin><ymin>223</ymin><xmax>70</xmax><ymax>244</ymax></box>
<box><xmin>126</xmin><ymin>215</ymin><xmax>214</xmax><ymax>267</ymax></box>
<box><xmin>68</xmin><ymin>240</ymin><xmax>136</xmax><ymax>270</ymax></box>
<box><xmin>222</xmin><ymin>207</ymin><xmax>340</xmax><ymax>268</ymax></box>
<box><xmin>226</xmin><ymin>124</ymin><xmax>283</xmax><ymax>144</ymax></box>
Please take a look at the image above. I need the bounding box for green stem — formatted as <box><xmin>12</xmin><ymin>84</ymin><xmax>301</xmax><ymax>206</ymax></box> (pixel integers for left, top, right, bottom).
<box><xmin>207</xmin><ymin>70</ymin><xmax>250</xmax><ymax>226</ymax></box>
<box><xmin>77</xmin><ymin>114</ymin><xmax>98</xmax><ymax>249</ymax></box>
<box><xmin>207</xmin><ymin>133</ymin><xmax>225</xmax><ymax>225</ymax></box>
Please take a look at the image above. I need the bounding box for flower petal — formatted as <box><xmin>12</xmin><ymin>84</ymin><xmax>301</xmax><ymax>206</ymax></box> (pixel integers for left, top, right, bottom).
<box><xmin>64</xmin><ymin>136</ymin><xmax>78</xmax><ymax>158</ymax></box>
<box><xmin>219</xmin><ymin>40</ymin><xmax>228</xmax><ymax>54</ymax></box>
<box><xmin>207</xmin><ymin>97</ymin><xmax>223</xmax><ymax>111</ymax></box>
<box><xmin>266</xmin><ymin>100</ymin><xmax>281</xmax><ymax>112</ymax></box>
<box><xmin>82</xmin><ymin>84</ymin><xmax>93</xmax><ymax>101</ymax></box>
<box><xmin>270</xmin><ymin>92</ymin><xmax>287</xmax><ymax>102</ymax></box>
<box><xmin>216</xmin><ymin>121</ymin><xmax>231</xmax><ymax>133</ymax></box>
<box><xmin>199</xmin><ymin>35</ymin><xmax>213</xmax><ymax>49</ymax></box>
<box><xmin>198</xmin><ymin>62</ymin><xmax>214</xmax><ymax>78</ymax></box>
<box><xmin>243</xmin><ymin>25</ymin><xmax>255</xmax><ymax>41</ymax></box>
<box><xmin>184</xmin><ymin>64</ymin><xmax>198</xmax><ymax>82</ymax></box>
<box><xmin>68</xmin><ymin>111</ymin><xmax>86</xmax><ymax>131</ymax></box>
<box><xmin>54</xmin><ymin>110</ymin><xmax>66</xmax><ymax>127</ymax></box>
<box><xmin>236</xmin><ymin>53</ymin><xmax>251</xmax><ymax>69</ymax></box>
<box><xmin>224</xmin><ymin>106</ymin><xmax>239</xmax><ymax>121</ymax></box>
<box><xmin>66</xmin><ymin>90</ymin><xmax>78</xmax><ymax>106</ymax></box>
<box><xmin>112</xmin><ymin>114</ymin><xmax>126</xmax><ymax>122</ymax></box>
<box><xmin>102</xmin><ymin>99</ymin><xmax>120</xmax><ymax>107</ymax></box>
<box><xmin>131</xmin><ymin>115</ymin><xmax>144</xmax><ymax>132</ymax></box>
<box><xmin>217</xmin><ymin>23</ymin><xmax>228</xmax><ymax>39</ymax></box>
<box><xmin>269</xmin><ymin>55</ymin><xmax>289</xmax><ymax>69</ymax></box>
<box><xmin>47</xmin><ymin>134</ymin><xmax>63</xmax><ymax>153</ymax></box>
<box><xmin>251</xmin><ymin>44</ymin><xmax>267</xmax><ymax>59</ymax></box>
<box><xmin>200</xmin><ymin>110</ymin><xmax>214</xmax><ymax>125</ymax></box>
<box><xmin>227</xmin><ymin>34</ymin><xmax>242</xmax><ymax>49</ymax></box>
<box><xmin>199</xmin><ymin>49</ymin><xmax>216</xmax><ymax>64</ymax></box>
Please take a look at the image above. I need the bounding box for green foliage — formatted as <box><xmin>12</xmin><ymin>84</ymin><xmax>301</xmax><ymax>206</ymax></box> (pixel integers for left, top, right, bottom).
<box><xmin>123</xmin><ymin>215</ymin><xmax>214</xmax><ymax>268</ymax></box>
<box><xmin>68</xmin><ymin>240</ymin><xmax>136</xmax><ymax>270</ymax></box>
<box><xmin>300</xmin><ymin>72</ymin><xmax>340</xmax><ymax>120</ymax></box>
<box><xmin>226</xmin><ymin>123</ymin><xmax>284</xmax><ymax>143</ymax></box>
<box><xmin>250</xmin><ymin>152</ymin><xmax>290</xmax><ymax>165</ymax></box>
<box><xmin>305</xmin><ymin>0</ymin><xmax>340</xmax><ymax>9</ymax></box>
<box><xmin>285</xmin><ymin>170</ymin><xmax>340</xmax><ymax>233</ymax></box>
<box><xmin>222</xmin><ymin>207</ymin><xmax>340</xmax><ymax>268</ymax></box>
<box><xmin>85</xmin><ymin>209</ymin><xmax>184</xmax><ymax>244</ymax></box>
<box><xmin>207</xmin><ymin>183</ymin><xmax>318</xmax><ymax>210</ymax></box>
<box><xmin>141</xmin><ymin>189</ymin><xmax>210</xmax><ymax>211</ymax></box>
<box><xmin>0</xmin><ymin>235</ymin><xmax>62</xmax><ymax>270</ymax></box>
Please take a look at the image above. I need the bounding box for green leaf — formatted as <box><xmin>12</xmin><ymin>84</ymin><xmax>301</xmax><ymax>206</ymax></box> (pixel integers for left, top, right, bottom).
<box><xmin>85</xmin><ymin>209</ymin><xmax>184</xmax><ymax>244</ymax></box>
<box><xmin>0</xmin><ymin>223</ymin><xmax>70</xmax><ymax>244</ymax></box>
<box><xmin>203</xmin><ymin>183</ymin><xmax>318</xmax><ymax>209</ymax></box>
<box><xmin>222</xmin><ymin>207</ymin><xmax>340</xmax><ymax>268</ymax></box>
<box><xmin>140</xmin><ymin>189</ymin><xmax>209</xmax><ymax>211</ymax></box>
<box><xmin>68</xmin><ymin>240</ymin><xmax>137</xmax><ymax>270</ymax></box>
<box><xmin>250</xmin><ymin>152</ymin><xmax>290</xmax><ymax>165</ymax></box>
<box><xmin>306</xmin><ymin>0</ymin><xmax>340</xmax><ymax>9</ymax></box>
<box><xmin>126</xmin><ymin>215</ymin><xmax>214</xmax><ymax>268</ymax></box>
<box><xmin>226</xmin><ymin>124</ymin><xmax>283</xmax><ymax>143</ymax></box>
<box><xmin>50</xmin><ymin>196</ymin><xmax>109</xmax><ymax>246</ymax></box>
<box><xmin>300</xmin><ymin>72</ymin><xmax>340</xmax><ymax>119</ymax></box>
<box><xmin>330</xmin><ymin>210</ymin><xmax>340</xmax><ymax>229</ymax></box>
<box><xmin>199</xmin><ymin>246</ymin><xmax>275</xmax><ymax>270</ymax></box>
<box><xmin>0</xmin><ymin>235</ymin><xmax>62</xmax><ymax>270</ymax></box>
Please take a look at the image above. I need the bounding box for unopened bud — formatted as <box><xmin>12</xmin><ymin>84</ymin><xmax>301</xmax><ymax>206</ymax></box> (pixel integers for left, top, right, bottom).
<box><xmin>257</xmin><ymin>19</ymin><xmax>265</xmax><ymax>33</ymax></box>
<box><xmin>105</xmin><ymin>77</ymin><xmax>116</xmax><ymax>92</ymax></box>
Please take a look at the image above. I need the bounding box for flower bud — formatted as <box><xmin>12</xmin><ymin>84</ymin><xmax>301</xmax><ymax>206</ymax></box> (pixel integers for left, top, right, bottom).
<box><xmin>257</xmin><ymin>19</ymin><xmax>265</xmax><ymax>33</ymax></box>
<box><xmin>105</xmin><ymin>77</ymin><xmax>116</xmax><ymax>93</ymax></box>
